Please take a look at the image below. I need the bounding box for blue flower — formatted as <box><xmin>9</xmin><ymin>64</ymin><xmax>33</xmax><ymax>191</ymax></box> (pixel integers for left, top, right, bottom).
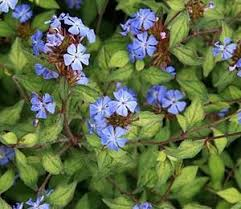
<box><xmin>75</xmin><ymin>71</ymin><xmax>89</xmax><ymax>85</ymax></box>
<box><xmin>132</xmin><ymin>9</ymin><xmax>156</xmax><ymax>31</ymax></box>
<box><xmin>65</xmin><ymin>0</ymin><xmax>83</xmax><ymax>9</ymax></box>
<box><xmin>109</xmin><ymin>88</ymin><xmax>137</xmax><ymax>117</ymax></box>
<box><xmin>218</xmin><ymin>108</ymin><xmax>229</xmax><ymax>118</ymax></box>
<box><xmin>44</xmin><ymin>32</ymin><xmax>64</xmax><ymax>52</ymax></box>
<box><xmin>162</xmin><ymin>90</ymin><xmax>187</xmax><ymax>115</ymax></box>
<box><xmin>35</xmin><ymin>64</ymin><xmax>59</xmax><ymax>80</ymax></box>
<box><xmin>207</xmin><ymin>1</ymin><xmax>215</xmax><ymax>9</ymax></box>
<box><xmin>133</xmin><ymin>202</ymin><xmax>153</xmax><ymax>209</ymax></box>
<box><xmin>89</xmin><ymin>96</ymin><xmax>112</xmax><ymax>120</ymax></box>
<box><xmin>30</xmin><ymin>93</ymin><xmax>56</xmax><ymax>119</ymax></box>
<box><xmin>165</xmin><ymin>66</ymin><xmax>176</xmax><ymax>76</ymax></box>
<box><xmin>45</xmin><ymin>13</ymin><xmax>67</xmax><ymax>29</ymax></box>
<box><xmin>128</xmin><ymin>32</ymin><xmax>157</xmax><ymax>62</ymax></box>
<box><xmin>0</xmin><ymin>146</ymin><xmax>15</xmax><ymax>166</ymax></box>
<box><xmin>0</xmin><ymin>0</ymin><xmax>17</xmax><ymax>13</ymax></box>
<box><xmin>12</xmin><ymin>4</ymin><xmax>32</xmax><ymax>23</ymax></box>
<box><xmin>26</xmin><ymin>195</ymin><xmax>50</xmax><ymax>209</ymax></box>
<box><xmin>100</xmin><ymin>125</ymin><xmax>128</xmax><ymax>151</ymax></box>
<box><xmin>238</xmin><ymin>112</ymin><xmax>241</xmax><ymax>124</ymax></box>
<box><xmin>64</xmin><ymin>16</ymin><xmax>96</xmax><ymax>43</ymax></box>
<box><xmin>229</xmin><ymin>58</ymin><xmax>241</xmax><ymax>77</ymax></box>
<box><xmin>63</xmin><ymin>43</ymin><xmax>90</xmax><ymax>71</ymax></box>
<box><xmin>212</xmin><ymin>38</ymin><xmax>237</xmax><ymax>60</ymax></box>
<box><xmin>12</xmin><ymin>203</ymin><xmax>24</xmax><ymax>209</ymax></box>
<box><xmin>146</xmin><ymin>85</ymin><xmax>167</xmax><ymax>106</ymax></box>
<box><xmin>31</xmin><ymin>30</ymin><xmax>45</xmax><ymax>56</ymax></box>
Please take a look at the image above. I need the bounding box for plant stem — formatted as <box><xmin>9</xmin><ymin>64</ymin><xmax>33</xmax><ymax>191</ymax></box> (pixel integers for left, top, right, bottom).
<box><xmin>12</xmin><ymin>75</ymin><xmax>29</xmax><ymax>101</ymax></box>
<box><xmin>96</xmin><ymin>0</ymin><xmax>109</xmax><ymax>34</ymax></box>
<box><xmin>107</xmin><ymin>177</ymin><xmax>138</xmax><ymax>202</ymax></box>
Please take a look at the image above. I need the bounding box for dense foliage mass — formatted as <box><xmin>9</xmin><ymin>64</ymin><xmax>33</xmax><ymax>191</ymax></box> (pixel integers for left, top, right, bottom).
<box><xmin>1</xmin><ymin>0</ymin><xmax>241</xmax><ymax>208</ymax></box>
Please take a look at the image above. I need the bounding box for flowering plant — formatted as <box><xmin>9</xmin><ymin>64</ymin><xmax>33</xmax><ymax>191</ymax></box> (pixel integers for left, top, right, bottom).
<box><xmin>1</xmin><ymin>0</ymin><xmax>241</xmax><ymax>208</ymax></box>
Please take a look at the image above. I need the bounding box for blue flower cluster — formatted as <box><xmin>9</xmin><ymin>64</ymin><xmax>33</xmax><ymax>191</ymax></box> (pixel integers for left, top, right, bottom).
<box><xmin>133</xmin><ymin>202</ymin><xmax>152</xmax><ymax>209</ymax></box>
<box><xmin>13</xmin><ymin>192</ymin><xmax>51</xmax><ymax>209</ymax></box>
<box><xmin>31</xmin><ymin>13</ymin><xmax>95</xmax><ymax>85</ymax></box>
<box><xmin>89</xmin><ymin>86</ymin><xmax>138</xmax><ymax>151</ymax></box>
<box><xmin>212</xmin><ymin>37</ymin><xmax>241</xmax><ymax>77</ymax></box>
<box><xmin>30</xmin><ymin>93</ymin><xmax>56</xmax><ymax>119</ymax></box>
<box><xmin>121</xmin><ymin>9</ymin><xmax>158</xmax><ymax>62</ymax></box>
<box><xmin>0</xmin><ymin>145</ymin><xmax>15</xmax><ymax>166</ymax></box>
<box><xmin>146</xmin><ymin>85</ymin><xmax>187</xmax><ymax>115</ymax></box>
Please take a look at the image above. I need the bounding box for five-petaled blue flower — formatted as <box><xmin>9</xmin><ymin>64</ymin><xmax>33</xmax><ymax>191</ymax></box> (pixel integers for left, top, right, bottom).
<box><xmin>26</xmin><ymin>195</ymin><xmax>50</xmax><ymax>209</ymax></box>
<box><xmin>146</xmin><ymin>85</ymin><xmax>167</xmax><ymax>106</ymax></box>
<box><xmin>213</xmin><ymin>37</ymin><xmax>237</xmax><ymax>60</ymax></box>
<box><xmin>31</xmin><ymin>30</ymin><xmax>45</xmax><ymax>56</ymax></box>
<box><xmin>64</xmin><ymin>16</ymin><xmax>96</xmax><ymax>43</ymax></box>
<box><xmin>132</xmin><ymin>8</ymin><xmax>156</xmax><ymax>31</ymax></box>
<box><xmin>65</xmin><ymin>0</ymin><xmax>83</xmax><ymax>9</ymax></box>
<box><xmin>90</xmin><ymin>96</ymin><xmax>112</xmax><ymax>120</ymax></box>
<box><xmin>109</xmin><ymin>88</ymin><xmax>137</xmax><ymax>117</ymax></box>
<box><xmin>35</xmin><ymin>64</ymin><xmax>59</xmax><ymax>80</ymax></box>
<box><xmin>133</xmin><ymin>202</ymin><xmax>153</xmax><ymax>209</ymax></box>
<box><xmin>30</xmin><ymin>93</ymin><xmax>56</xmax><ymax>119</ymax></box>
<box><xmin>128</xmin><ymin>32</ymin><xmax>157</xmax><ymax>62</ymax></box>
<box><xmin>63</xmin><ymin>43</ymin><xmax>90</xmax><ymax>71</ymax></box>
<box><xmin>0</xmin><ymin>146</ymin><xmax>15</xmax><ymax>166</ymax></box>
<box><xmin>0</xmin><ymin>0</ymin><xmax>17</xmax><ymax>13</ymax></box>
<box><xmin>100</xmin><ymin>126</ymin><xmax>128</xmax><ymax>151</ymax></box>
<box><xmin>162</xmin><ymin>90</ymin><xmax>187</xmax><ymax>115</ymax></box>
<box><xmin>165</xmin><ymin>66</ymin><xmax>176</xmax><ymax>76</ymax></box>
<box><xmin>75</xmin><ymin>70</ymin><xmax>89</xmax><ymax>85</ymax></box>
<box><xmin>12</xmin><ymin>4</ymin><xmax>32</xmax><ymax>23</ymax></box>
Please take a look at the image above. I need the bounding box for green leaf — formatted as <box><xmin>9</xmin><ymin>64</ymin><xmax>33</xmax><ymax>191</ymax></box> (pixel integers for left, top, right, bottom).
<box><xmin>167</xmin><ymin>0</ymin><xmax>185</xmax><ymax>11</ymax></box>
<box><xmin>139</xmin><ymin>120</ymin><xmax>161</xmax><ymax>138</ymax></box>
<box><xmin>109</xmin><ymin>50</ymin><xmax>129</xmax><ymax>68</ymax></box>
<box><xmin>133</xmin><ymin>111</ymin><xmax>163</xmax><ymax>127</ymax></box>
<box><xmin>203</xmin><ymin>48</ymin><xmax>216</xmax><ymax>77</ymax></box>
<box><xmin>217</xmin><ymin>188</ymin><xmax>241</xmax><ymax>204</ymax></box>
<box><xmin>0</xmin><ymin>169</ymin><xmax>15</xmax><ymax>194</ymax></box>
<box><xmin>32</xmin><ymin>10</ymin><xmax>56</xmax><ymax>31</ymax></box>
<box><xmin>73</xmin><ymin>85</ymin><xmax>100</xmax><ymax>103</ymax></box>
<box><xmin>212</xmin><ymin>128</ymin><xmax>227</xmax><ymax>154</ymax></box>
<box><xmin>220</xmin><ymin>22</ymin><xmax>233</xmax><ymax>42</ymax></box>
<box><xmin>96</xmin><ymin>0</ymin><xmax>108</xmax><ymax>14</ymax></box>
<box><xmin>19</xmin><ymin>133</ymin><xmax>38</xmax><ymax>147</ymax></box>
<box><xmin>0</xmin><ymin>132</ymin><xmax>18</xmax><ymax>145</ymax></box>
<box><xmin>9</xmin><ymin>38</ymin><xmax>27</xmax><ymax>73</ymax></box>
<box><xmin>108</xmin><ymin>64</ymin><xmax>133</xmax><ymax>81</ymax></box>
<box><xmin>29</xmin><ymin>0</ymin><xmax>59</xmax><ymax>9</ymax></box>
<box><xmin>171</xmin><ymin>45</ymin><xmax>203</xmax><ymax>66</ymax></box>
<box><xmin>172</xmin><ymin>166</ymin><xmax>198</xmax><ymax>192</ymax></box>
<box><xmin>0</xmin><ymin>21</ymin><xmax>15</xmax><ymax>37</ymax></box>
<box><xmin>15</xmin><ymin>149</ymin><xmax>38</xmax><ymax>189</ymax></box>
<box><xmin>169</xmin><ymin>11</ymin><xmax>189</xmax><ymax>48</ymax></box>
<box><xmin>103</xmin><ymin>197</ymin><xmax>133</xmax><ymax>209</ymax></box>
<box><xmin>15</xmin><ymin>74</ymin><xmax>44</xmax><ymax>92</ymax></box>
<box><xmin>184</xmin><ymin>98</ymin><xmax>205</xmax><ymax>129</ymax></box>
<box><xmin>165</xmin><ymin>140</ymin><xmax>204</xmax><ymax>160</ymax></box>
<box><xmin>231</xmin><ymin>202</ymin><xmax>241</xmax><ymax>209</ymax></box>
<box><xmin>75</xmin><ymin>194</ymin><xmax>91</xmax><ymax>209</ymax></box>
<box><xmin>209</xmin><ymin>153</ymin><xmax>225</xmax><ymax>190</ymax></box>
<box><xmin>135</xmin><ymin>60</ymin><xmax>145</xmax><ymax>71</ymax></box>
<box><xmin>183</xmin><ymin>203</ymin><xmax>211</xmax><ymax>209</ymax></box>
<box><xmin>47</xmin><ymin>182</ymin><xmax>77</xmax><ymax>207</ymax></box>
<box><xmin>39</xmin><ymin>116</ymin><xmax>63</xmax><ymax>143</ymax></box>
<box><xmin>141</xmin><ymin>67</ymin><xmax>173</xmax><ymax>84</ymax></box>
<box><xmin>177</xmin><ymin>68</ymin><xmax>208</xmax><ymax>101</ymax></box>
<box><xmin>42</xmin><ymin>151</ymin><xmax>63</xmax><ymax>175</ymax></box>
<box><xmin>0</xmin><ymin>198</ymin><xmax>11</xmax><ymax>209</ymax></box>
<box><xmin>0</xmin><ymin>100</ymin><xmax>24</xmax><ymax>126</ymax></box>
